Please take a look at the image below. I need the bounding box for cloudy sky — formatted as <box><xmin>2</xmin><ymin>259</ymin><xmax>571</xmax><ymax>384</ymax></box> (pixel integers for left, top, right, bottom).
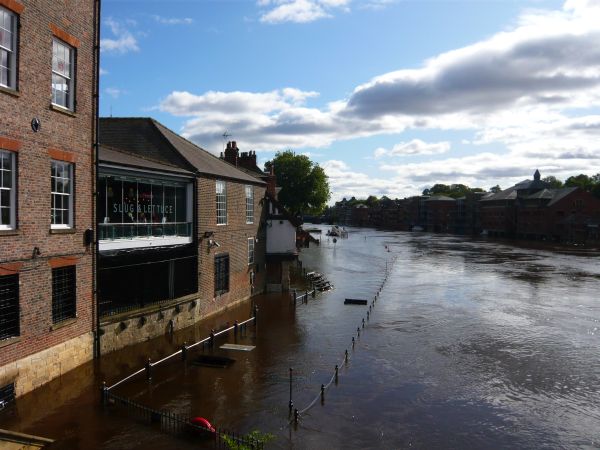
<box><xmin>100</xmin><ymin>0</ymin><xmax>600</xmax><ymax>202</ymax></box>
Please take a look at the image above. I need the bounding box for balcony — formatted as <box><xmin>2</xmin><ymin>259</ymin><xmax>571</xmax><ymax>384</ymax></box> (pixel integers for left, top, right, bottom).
<box><xmin>98</xmin><ymin>222</ymin><xmax>193</xmax><ymax>251</ymax></box>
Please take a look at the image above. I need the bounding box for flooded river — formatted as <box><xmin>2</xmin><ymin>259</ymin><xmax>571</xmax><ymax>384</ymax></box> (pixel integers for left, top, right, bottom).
<box><xmin>1</xmin><ymin>227</ymin><xmax>599</xmax><ymax>448</ymax></box>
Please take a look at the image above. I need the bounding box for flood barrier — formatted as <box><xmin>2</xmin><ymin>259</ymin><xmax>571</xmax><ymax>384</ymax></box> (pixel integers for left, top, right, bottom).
<box><xmin>289</xmin><ymin>256</ymin><xmax>398</xmax><ymax>426</ymax></box>
<box><xmin>101</xmin><ymin>308</ymin><xmax>260</xmax><ymax>448</ymax></box>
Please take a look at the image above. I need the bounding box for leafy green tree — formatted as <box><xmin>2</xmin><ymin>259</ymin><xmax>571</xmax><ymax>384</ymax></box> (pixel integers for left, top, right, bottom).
<box><xmin>542</xmin><ymin>176</ymin><xmax>563</xmax><ymax>189</ymax></box>
<box><xmin>266</xmin><ymin>150</ymin><xmax>331</xmax><ymax>216</ymax></box>
<box><xmin>565</xmin><ymin>174</ymin><xmax>593</xmax><ymax>191</ymax></box>
<box><xmin>489</xmin><ymin>185</ymin><xmax>502</xmax><ymax>194</ymax></box>
<box><xmin>365</xmin><ymin>195</ymin><xmax>379</xmax><ymax>207</ymax></box>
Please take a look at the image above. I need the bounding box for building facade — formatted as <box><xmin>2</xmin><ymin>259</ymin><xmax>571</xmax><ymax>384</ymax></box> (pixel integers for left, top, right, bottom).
<box><xmin>0</xmin><ymin>0</ymin><xmax>98</xmax><ymax>399</ymax></box>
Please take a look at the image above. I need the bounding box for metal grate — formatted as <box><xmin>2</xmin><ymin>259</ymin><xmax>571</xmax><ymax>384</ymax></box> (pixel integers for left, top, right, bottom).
<box><xmin>0</xmin><ymin>274</ymin><xmax>19</xmax><ymax>341</ymax></box>
<box><xmin>214</xmin><ymin>254</ymin><xmax>229</xmax><ymax>295</ymax></box>
<box><xmin>52</xmin><ymin>266</ymin><xmax>76</xmax><ymax>324</ymax></box>
<box><xmin>0</xmin><ymin>383</ymin><xmax>15</xmax><ymax>410</ymax></box>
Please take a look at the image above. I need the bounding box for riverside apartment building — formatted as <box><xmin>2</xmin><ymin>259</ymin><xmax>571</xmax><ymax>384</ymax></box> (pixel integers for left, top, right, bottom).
<box><xmin>0</xmin><ymin>0</ymin><xmax>99</xmax><ymax>400</ymax></box>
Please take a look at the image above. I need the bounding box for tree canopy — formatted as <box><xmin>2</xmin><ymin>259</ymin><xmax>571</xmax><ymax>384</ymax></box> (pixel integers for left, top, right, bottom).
<box><xmin>422</xmin><ymin>183</ymin><xmax>484</xmax><ymax>198</ymax></box>
<box><xmin>265</xmin><ymin>150</ymin><xmax>331</xmax><ymax>216</ymax></box>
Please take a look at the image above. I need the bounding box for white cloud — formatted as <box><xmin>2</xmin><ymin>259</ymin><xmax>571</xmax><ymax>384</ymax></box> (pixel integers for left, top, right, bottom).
<box><xmin>259</xmin><ymin>0</ymin><xmax>350</xmax><ymax>24</ymax></box>
<box><xmin>374</xmin><ymin>139</ymin><xmax>451</xmax><ymax>158</ymax></box>
<box><xmin>160</xmin><ymin>0</ymin><xmax>600</xmax><ymax>199</ymax></box>
<box><xmin>153</xmin><ymin>15</ymin><xmax>193</xmax><ymax>25</ymax></box>
<box><xmin>99</xmin><ymin>68</ymin><xmax>109</xmax><ymax>76</ymax></box>
<box><xmin>101</xmin><ymin>18</ymin><xmax>139</xmax><ymax>54</ymax></box>
<box><xmin>104</xmin><ymin>87</ymin><xmax>125</xmax><ymax>99</ymax></box>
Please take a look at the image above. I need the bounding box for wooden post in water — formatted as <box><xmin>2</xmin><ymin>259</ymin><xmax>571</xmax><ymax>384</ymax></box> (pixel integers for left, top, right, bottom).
<box><xmin>289</xmin><ymin>367</ymin><xmax>294</xmax><ymax>413</ymax></box>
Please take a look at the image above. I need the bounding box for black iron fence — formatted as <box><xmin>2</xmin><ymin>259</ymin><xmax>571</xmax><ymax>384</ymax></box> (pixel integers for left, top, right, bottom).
<box><xmin>101</xmin><ymin>312</ymin><xmax>260</xmax><ymax>449</ymax></box>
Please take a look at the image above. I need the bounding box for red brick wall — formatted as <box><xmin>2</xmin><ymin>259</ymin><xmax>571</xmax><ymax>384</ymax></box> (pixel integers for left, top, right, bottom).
<box><xmin>196</xmin><ymin>178</ymin><xmax>266</xmax><ymax>316</ymax></box>
<box><xmin>0</xmin><ymin>0</ymin><xmax>95</xmax><ymax>368</ymax></box>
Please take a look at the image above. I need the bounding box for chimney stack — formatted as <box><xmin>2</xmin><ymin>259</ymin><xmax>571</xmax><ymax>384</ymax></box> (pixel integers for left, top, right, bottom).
<box><xmin>223</xmin><ymin>141</ymin><xmax>239</xmax><ymax>166</ymax></box>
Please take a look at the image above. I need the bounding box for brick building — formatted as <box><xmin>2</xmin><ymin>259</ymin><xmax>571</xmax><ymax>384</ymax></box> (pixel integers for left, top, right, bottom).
<box><xmin>97</xmin><ymin>119</ymin><xmax>267</xmax><ymax>353</ymax></box>
<box><xmin>0</xmin><ymin>0</ymin><xmax>99</xmax><ymax>399</ymax></box>
<box><xmin>425</xmin><ymin>196</ymin><xmax>456</xmax><ymax>232</ymax></box>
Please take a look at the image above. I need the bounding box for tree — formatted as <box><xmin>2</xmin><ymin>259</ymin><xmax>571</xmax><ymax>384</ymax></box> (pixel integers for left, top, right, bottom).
<box><xmin>565</xmin><ymin>174</ymin><xmax>593</xmax><ymax>191</ymax></box>
<box><xmin>489</xmin><ymin>185</ymin><xmax>502</xmax><ymax>194</ymax></box>
<box><xmin>542</xmin><ymin>176</ymin><xmax>563</xmax><ymax>189</ymax></box>
<box><xmin>266</xmin><ymin>150</ymin><xmax>331</xmax><ymax>216</ymax></box>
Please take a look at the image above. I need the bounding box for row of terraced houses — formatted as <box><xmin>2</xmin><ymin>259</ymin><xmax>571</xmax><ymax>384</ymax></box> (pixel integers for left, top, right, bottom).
<box><xmin>331</xmin><ymin>170</ymin><xmax>600</xmax><ymax>244</ymax></box>
<box><xmin>1</xmin><ymin>0</ymin><xmax>300</xmax><ymax>403</ymax></box>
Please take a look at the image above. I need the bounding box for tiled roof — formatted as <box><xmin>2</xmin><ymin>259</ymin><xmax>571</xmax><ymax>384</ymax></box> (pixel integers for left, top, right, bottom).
<box><xmin>99</xmin><ymin>145</ymin><xmax>194</xmax><ymax>175</ymax></box>
<box><xmin>547</xmin><ymin>187</ymin><xmax>579</xmax><ymax>206</ymax></box>
<box><xmin>425</xmin><ymin>195</ymin><xmax>456</xmax><ymax>202</ymax></box>
<box><xmin>99</xmin><ymin>118</ymin><xmax>264</xmax><ymax>185</ymax></box>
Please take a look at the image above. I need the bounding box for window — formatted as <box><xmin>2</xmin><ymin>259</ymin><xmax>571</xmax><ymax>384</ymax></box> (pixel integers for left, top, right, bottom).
<box><xmin>0</xmin><ymin>7</ymin><xmax>17</xmax><ymax>90</ymax></box>
<box><xmin>247</xmin><ymin>238</ymin><xmax>255</xmax><ymax>265</ymax></box>
<box><xmin>245</xmin><ymin>185</ymin><xmax>254</xmax><ymax>224</ymax></box>
<box><xmin>214</xmin><ymin>254</ymin><xmax>229</xmax><ymax>295</ymax></box>
<box><xmin>216</xmin><ymin>180</ymin><xmax>227</xmax><ymax>225</ymax></box>
<box><xmin>0</xmin><ymin>150</ymin><xmax>15</xmax><ymax>229</ymax></box>
<box><xmin>52</xmin><ymin>266</ymin><xmax>76</xmax><ymax>324</ymax></box>
<box><xmin>0</xmin><ymin>274</ymin><xmax>19</xmax><ymax>341</ymax></box>
<box><xmin>52</xmin><ymin>39</ymin><xmax>75</xmax><ymax>110</ymax></box>
<box><xmin>0</xmin><ymin>383</ymin><xmax>15</xmax><ymax>410</ymax></box>
<box><xmin>51</xmin><ymin>160</ymin><xmax>73</xmax><ymax>228</ymax></box>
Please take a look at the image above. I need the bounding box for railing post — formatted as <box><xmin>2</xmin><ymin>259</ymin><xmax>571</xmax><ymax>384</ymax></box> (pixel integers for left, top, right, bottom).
<box><xmin>335</xmin><ymin>365</ymin><xmax>339</xmax><ymax>384</ymax></box>
<box><xmin>357</xmin><ymin>327</ymin><xmax>360</xmax><ymax>337</ymax></box>
<box><xmin>181</xmin><ymin>342</ymin><xmax>187</xmax><ymax>362</ymax></box>
<box><xmin>288</xmin><ymin>367</ymin><xmax>293</xmax><ymax>414</ymax></box>
<box><xmin>210</xmin><ymin>330</ymin><xmax>215</xmax><ymax>348</ymax></box>
<box><xmin>234</xmin><ymin>320</ymin><xmax>239</xmax><ymax>337</ymax></box>
<box><xmin>345</xmin><ymin>349</ymin><xmax>348</xmax><ymax>363</ymax></box>
<box><xmin>362</xmin><ymin>318</ymin><xmax>365</xmax><ymax>328</ymax></box>
<box><xmin>145</xmin><ymin>358</ymin><xmax>152</xmax><ymax>381</ymax></box>
<box><xmin>352</xmin><ymin>337</ymin><xmax>355</xmax><ymax>348</ymax></box>
<box><xmin>320</xmin><ymin>384</ymin><xmax>325</xmax><ymax>404</ymax></box>
<box><xmin>101</xmin><ymin>381</ymin><xmax>108</xmax><ymax>406</ymax></box>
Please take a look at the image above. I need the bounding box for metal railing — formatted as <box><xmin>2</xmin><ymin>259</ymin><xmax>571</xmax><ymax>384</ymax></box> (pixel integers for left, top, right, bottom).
<box><xmin>98</xmin><ymin>222</ymin><xmax>192</xmax><ymax>241</ymax></box>
<box><xmin>101</xmin><ymin>310</ymin><xmax>259</xmax><ymax>448</ymax></box>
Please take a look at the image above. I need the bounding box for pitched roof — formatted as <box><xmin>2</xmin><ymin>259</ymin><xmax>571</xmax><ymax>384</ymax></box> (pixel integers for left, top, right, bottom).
<box><xmin>99</xmin><ymin>118</ymin><xmax>264</xmax><ymax>185</ymax></box>
<box><xmin>99</xmin><ymin>145</ymin><xmax>194</xmax><ymax>176</ymax></box>
<box><xmin>547</xmin><ymin>187</ymin><xmax>579</xmax><ymax>206</ymax></box>
<box><xmin>425</xmin><ymin>195</ymin><xmax>456</xmax><ymax>202</ymax></box>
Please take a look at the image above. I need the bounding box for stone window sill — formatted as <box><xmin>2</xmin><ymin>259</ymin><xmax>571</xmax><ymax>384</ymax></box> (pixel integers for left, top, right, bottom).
<box><xmin>50</xmin><ymin>103</ymin><xmax>77</xmax><ymax>117</ymax></box>
<box><xmin>51</xmin><ymin>317</ymin><xmax>77</xmax><ymax>331</ymax></box>
<box><xmin>0</xmin><ymin>229</ymin><xmax>20</xmax><ymax>236</ymax></box>
<box><xmin>0</xmin><ymin>336</ymin><xmax>21</xmax><ymax>349</ymax></box>
<box><xmin>50</xmin><ymin>228</ymin><xmax>77</xmax><ymax>235</ymax></box>
<box><xmin>0</xmin><ymin>85</ymin><xmax>19</xmax><ymax>98</ymax></box>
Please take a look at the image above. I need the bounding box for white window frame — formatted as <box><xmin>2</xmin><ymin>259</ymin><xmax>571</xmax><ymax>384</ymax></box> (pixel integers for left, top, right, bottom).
<box><xmin>0</xmin><ymin>149</ymin><xmax>16</xmax><ymax>230</ymax></box>
<box><xmin>245</xmin><ymin>185</ymin><xmax>254</xmax><ymax>224</ymax></box>
<box><xmin>216</xmin><ymin>180</ymin><xmax>227</xmax><ymax>225</ymax></box>
<box><xmin>0</xmin><ymin>6</ymin><xmax>17</xmax><ymax>90</ymax></box>
<box><xmin>248</xmin><ymin>237</ymin><xmax>255</xmax><ymax>265</ymax></box>
<box><xmin>51</xmin><ymin>160</ymin><xmax>74</xmax><ymax>229</ymax></box>
<box><xmin>51</xmin><ymin>38</ymin><xmax>75</xmax><ymax>111</ymax></box>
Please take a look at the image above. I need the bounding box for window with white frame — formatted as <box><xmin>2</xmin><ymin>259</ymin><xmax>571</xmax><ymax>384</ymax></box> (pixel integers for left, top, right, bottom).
<box><xmin>245</xmin><ymin>185</ymin><xmax>254</xmax><ymax>224</ymax></box>
<box><xmin>0</xmin><ymin>150</ymin><xmax>15</xmax><ymax>230</ymax></box>
<box><xmin>248</xmin><ymin>237</ymin><xmax>255</xmax><ymax>265</ymax></box>
<box><xmin>51</xmin><ymin>160</ymin><xmax>73</xmax><ymax>228</ymax></box>
<box><xmin>0</xmin><ymin>7</ymin><xmax>17</xmax><ymax>90</ymax></box>
<box><xmin>216</xmin><ymin>180</ymin><xmax>227</xmax><ymax>225</ymax></box>
<box><xmin>52</xmin><ymin>39</ymin><xmax>75</xmax><ymax>110</ymax></box>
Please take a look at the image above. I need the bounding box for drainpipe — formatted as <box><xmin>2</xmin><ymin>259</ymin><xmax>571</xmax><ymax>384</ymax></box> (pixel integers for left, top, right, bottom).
<box><xmin>92</xmin><ymin>0</ymin><xmax>102</xmax><ymax>359</ymax></box>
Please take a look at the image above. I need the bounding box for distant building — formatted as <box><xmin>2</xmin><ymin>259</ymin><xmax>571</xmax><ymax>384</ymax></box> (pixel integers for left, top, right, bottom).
<box><xmin>425</xmin><ymin>196</ymin><xmax>456</xmax><ymax>232</ymax></box>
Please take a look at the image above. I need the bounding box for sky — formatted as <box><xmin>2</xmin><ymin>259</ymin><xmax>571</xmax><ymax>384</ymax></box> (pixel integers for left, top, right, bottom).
<box><xmin>99</xmin><ymin>0</ymin><xmax>600</xmax><ymax>202</ymax></box>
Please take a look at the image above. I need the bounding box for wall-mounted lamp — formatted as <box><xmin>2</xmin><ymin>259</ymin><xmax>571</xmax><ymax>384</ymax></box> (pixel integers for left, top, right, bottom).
<box><xmin>208</xmin><ymin>239</ymin><xmax>221</xmax><ymax>249</ymax></box>
<box><xmin>203</xmin><ymin>231</ymin><xmax>215</xmax><ymax>239</ymax></box>
<box><xmin>32</xmin><ymin>247</ymin><xmax>41</xmax><ymax>259</ymax></box>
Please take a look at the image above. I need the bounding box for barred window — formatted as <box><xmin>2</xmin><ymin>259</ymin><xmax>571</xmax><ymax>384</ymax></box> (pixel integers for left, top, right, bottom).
<box><xmin>51</xmin><ymin>160</ymin><xmax>73</xmax><ymax>228</ymax></box>
<box><xmin>0</xmin><ymin>7</ymin><xmax>17</xmax><ymax>90</ymax></box>
<box><xmin>0</xmin><ymin>150</ymin><xmax>16</xmax><ymax>229</ymax></box>
<box><xmin>52</xmin><ymin>38</ymin><xmax>75</xmax><ymax>110</ymax></box>
<box><xmin>245</xmin><ymin>185</ymin><xmax>254</xmax><ymax>224</ymax></box>
<box><xmin>216</xmin><ymin>180</ymin><xmax>227</xmax><ymax>225</ymax></box>
<box><xmin>0</xmin><ymin>382</ymin><xmax>15</xmax><ymax>410</ymax></box>
<box><xmin>247</xmin><ymin>238</ymin><xmax>255</xmax><ymax>265</ymax></box>
<box><xmin>214</xmin><ymin>254</ymin><xmax>229</xmax><ymax>295</ymax></box>
<box><xmin>52</xmin><ymin>266</ymin><xmax>76</xmax><ymax>324</ymax></box>
<box><xmin>0</xmin><ymin>274</ymin><xmax>19</xmax><ymax>341</ymax></box>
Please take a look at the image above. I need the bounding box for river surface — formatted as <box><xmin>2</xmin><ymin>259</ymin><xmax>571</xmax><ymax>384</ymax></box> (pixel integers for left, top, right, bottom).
<box><xmin>1</xmin><ymin>227</ymin><xmax>600</xmax><ymax>449</ymax></box>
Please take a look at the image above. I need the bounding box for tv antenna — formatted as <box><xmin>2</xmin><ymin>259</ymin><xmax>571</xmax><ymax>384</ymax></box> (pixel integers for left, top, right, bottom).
<box><xmin>222</xmin><ymin>130</ymin><xmax>232</xmax><ymax>152</ymax></box>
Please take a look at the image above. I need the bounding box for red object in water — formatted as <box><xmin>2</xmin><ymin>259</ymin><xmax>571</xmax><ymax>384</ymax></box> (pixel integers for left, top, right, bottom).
<box><xmin>190</xmin><ymin>416</ymin><xmax>216</xmax><ymax>434</ymax></box>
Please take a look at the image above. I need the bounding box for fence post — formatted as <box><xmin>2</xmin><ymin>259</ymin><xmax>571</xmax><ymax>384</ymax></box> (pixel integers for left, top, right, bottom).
<box><xmin>320</xmin><ymin>384</ymin><xmax>325</xmax><ymax>404</ymax></box>
<box><xmin>345</xmin><ymin>349</ymin><xmax>348</xmax><ymax>363</ymax></box>
<box><xmin>362</xmin><ymin>318</ymin><xmax>365</xmax><ymax>328</ymax></box>
<box><xmin>352</xmin><ymin>337</ymin><xmax>355</xmax><ymax>348</ymax></box>
<box><xmin>101</xmin><ymin>381</ymin><xmax>107</xmax><ymax>406</ymax></box>
<box><xmin>357</xmin><ymin>327</ymin><xmax>360</xmax><ymax>337</ymax></box>
<box><xmin>181</xmin><ymin>342</ymin><xmax>187</xmax><ymax>362</ymax></box>
<box><xmin>289</xmin><ymin>367</ymin><xmax>294</xmax><ymax>413</ymax></box>
<box><xmin>145</xmin><ymin>358</ymin><xmax>152</xmax><ymax>381</ymax></box>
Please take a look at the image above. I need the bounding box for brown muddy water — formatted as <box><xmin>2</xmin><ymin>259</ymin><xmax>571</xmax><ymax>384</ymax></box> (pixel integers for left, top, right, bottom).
<box><xmin>1</xmin><ymin>226</ymin><xmax>600</xmax><ymax>449</ymax></box>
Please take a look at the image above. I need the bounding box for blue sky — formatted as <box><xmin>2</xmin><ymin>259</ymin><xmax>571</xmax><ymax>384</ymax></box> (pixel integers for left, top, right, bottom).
<box><xmin>100</xmin><ymin>0</ymin><xmax>600</xmax><ymax>202</ymax></box>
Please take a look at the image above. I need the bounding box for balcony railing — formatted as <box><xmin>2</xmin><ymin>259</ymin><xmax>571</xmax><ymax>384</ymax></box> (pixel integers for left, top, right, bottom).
<box><xmin>98</xmin><ymin>222</ymin><xmax>193</xmax><ymax>242</ymax></box>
